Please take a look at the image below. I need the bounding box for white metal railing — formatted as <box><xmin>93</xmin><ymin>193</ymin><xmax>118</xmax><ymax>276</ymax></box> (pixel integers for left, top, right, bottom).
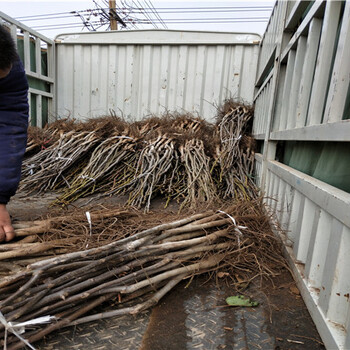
<box><xmin>271</xmin><ymin>1</ymin><xmax>350</xmax><ymax>141</ymax></box>
<box><xmin>0</xmin><ymin>11</ymin><xmax>55</xmax><ymax>127</ymax></box>
<box><xmin>256</xmin><ymin>1</ymin><xmax>286</xmax><ymax>85</ymax></box>
<box><xmin>253</xmin><ymin>1</ymin><xmax>350</xmax><ymax>349</ymax></box>
<box><xmin>253</xmin><ymin>72</ymin><xmax>273</xmax><ymax>137</ymax></box>
<box><xmin>255</xmin><ymin>155</ymin><xmax>350</xmax><ymax>350</ymax></box>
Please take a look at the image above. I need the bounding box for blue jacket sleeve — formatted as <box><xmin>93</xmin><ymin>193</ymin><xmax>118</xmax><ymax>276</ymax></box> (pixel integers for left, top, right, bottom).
<box><xmin>0</xmin><ymin>58</ymin><xmax>29</xmax><ymax>204</ymax></box>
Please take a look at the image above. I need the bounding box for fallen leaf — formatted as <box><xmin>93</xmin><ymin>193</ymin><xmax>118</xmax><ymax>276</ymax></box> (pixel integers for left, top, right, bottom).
<box><xmin>290</xmin><ymin>286</ymin><xmax>300</xmax><ymax>295</ymax></box>
<box><xmin>226</xmin><ymin>295</ymin><xmax>259</xmax><ymax>307</ymax></box>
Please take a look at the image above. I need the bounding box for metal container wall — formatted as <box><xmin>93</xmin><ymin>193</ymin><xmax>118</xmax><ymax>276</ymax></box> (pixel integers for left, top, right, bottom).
<box><xmin>55</xmin><ymin>30</ymin><xmax>260</xmax><ymax>121</ymax></box>
<box><xmin>253</xmin><ymin>2</ymin><xmax>350</xmax><ymax>349</ymax></box>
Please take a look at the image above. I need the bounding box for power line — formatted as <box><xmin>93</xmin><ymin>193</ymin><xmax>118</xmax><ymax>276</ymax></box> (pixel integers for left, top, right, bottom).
<box><xmin>145</xmin><ymin>0</ymin><xmax>167</xmax><ymax>29</ymax></box>
<box><xmin>115</xmin><ymin>0</ymin><xmax>139</xmax><ymax>29</ymax></box>
<box><xmin>15</xmin><ymin>6</ymin><xmax>273</xmax><ymax>20</ymax></box>
<box><xmin>15</xmin><ymin>1</ymin><xmax>272</xmax><ymax>33</ymax></box>
<box><xmin>32</xmin><ymin>17</ymin><xmax>269</xmax><ymax>31</ymax></box>
<box><xmin>137</xmin><ymin>20</ymin><xmax>269</xmax><ymax>24</ymax></box>
<box><xmin>120</xmin><ymin>17</ymin><xmax>271</xmax><ymax>22</ymax></box>
<box><xmin>134</xmin><ymin>0</ymin><xmax>158</xmax><ymax>28</ymax></box>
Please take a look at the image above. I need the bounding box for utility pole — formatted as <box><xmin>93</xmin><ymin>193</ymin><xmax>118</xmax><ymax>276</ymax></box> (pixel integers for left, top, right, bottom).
<box><xmin>109</xmin><ymin>0</ymin><xmax>118</xmax><ymax>30</ymax></box>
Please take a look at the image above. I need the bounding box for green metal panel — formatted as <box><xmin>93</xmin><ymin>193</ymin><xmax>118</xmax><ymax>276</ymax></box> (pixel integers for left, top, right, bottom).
<box><xmin>17</xmin><ymin>37</ymin><xmax>49</xmax><ymax>125</ymax></box>
<box><xmin>282</xmin><ymin>141</ymin><xmax>350</xmax><ymax>193</ymax></box>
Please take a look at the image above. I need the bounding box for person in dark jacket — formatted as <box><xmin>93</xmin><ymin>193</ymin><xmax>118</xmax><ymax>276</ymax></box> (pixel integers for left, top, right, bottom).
<box><xmin>0</xmin><ymin>25</ymin><xmax>29</xmax><ymax>242</ymax></box>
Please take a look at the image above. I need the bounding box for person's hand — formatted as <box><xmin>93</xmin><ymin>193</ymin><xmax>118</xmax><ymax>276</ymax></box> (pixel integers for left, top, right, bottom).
<box><xmin>0</xmin><ymin>204</ymin><xmax>15</xmax><ymax>242</ymax></box>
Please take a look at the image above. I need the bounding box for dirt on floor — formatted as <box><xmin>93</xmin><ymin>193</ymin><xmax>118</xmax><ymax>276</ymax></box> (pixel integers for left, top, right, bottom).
<box><xmin>5</xmin><ymin>193</ymin><xmax>325</xmax><ymax>350</ymax></box>
<box><xmin>140</xmin><ymin>272</ymin><xmax>325</xmax><ymax>350</ymax></box>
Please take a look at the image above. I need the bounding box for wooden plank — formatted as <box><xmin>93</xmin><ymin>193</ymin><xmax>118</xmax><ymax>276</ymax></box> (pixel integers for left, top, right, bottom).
<box><xmin>28</xmin><ymin>87</ymin><xmax>53</xmax><ymax>99</ymax></box>
<box><xmin>281</xmin><ymin>1</ymin><xmax>325</xmax><ymax>62</ymax></box>
<box><xmin>10</xmin><ymin>24</ymin><xmax>17</xmax><ymax>49</ymax></box>
<box><xmin>282</xmin><ymin>243</ymin><xmax>343</xmax><ymax>350</ymax></box>
<box><xmin>305</xmin><ymin>209</ymin><xmax>332</xmax><ymax>289</ymax></box>
<box><xmin>267</xmin><ymin>171</ymin><xmax>276</xmax><ymax>209</ymax></box>
<box><xmin>325</xmin><ymin>225</ymin><xmax>350</xmax><ymax>326</ymax></box>
<box><xmin>276</xmin><ymin>174</ymin><xmax>287</xmax><ymax>223</ymax></box>
<box><xmin>252</xmin><ymin>133</ymin><xmax>265</xmax><ymax>140</ymax></box>
<box><xmin>271</xmin><ymin>173</ymin><xmax>280</xmax><ymax>213</ymax></box>
<box><xmin>293</xmin><ymin>196</ymin><xmax>314</xmax><ymax>263</ymax></box>
<box><xmin>23</xmin><ymin>31</ymin><xmax>30</xmax><ymax>73</ymax></box>
<box><xmin>285</xmin><ymin>0</ymin><xmax>313</xmax><ymax>30</ymax></box>
<box><xmin>346</xmin><ymin>330</ymin><xmax>350</xmax><ymax>350</ymax></box>
<box><xmin>280</xmin><ymin>183</ymin><xmax>295</xmax><ymax>233</ymax></box>
<box><xmin>267</xmin><ymin>160</ymin><xmax>350</xmax><ymax>228</ymax></box>
<box><xmin>304</xmin><ymin>204</ymin><xmax>321</xmax><ymax>276</ymax></box>
<box><xmin>295</xmin><ymin>18</ymin><xmax>322</xmax><ymax>128</ymax></box>
<box><xmin>270</xmin><ymin>119</ymin><xmax>350</xmax><ymax>141</ymax></box>
<box><xmin>279</xmin><ymin>50</ymin><xmax>296</xmax><ymax>131</ymax></box>
<box><xmin>254</xmin><ymin>69</ymin><xmax>273</xmax><ymax>101</ymax></box>
<box><xmin>47</xmin><ymin>42</ymin><xmax>55</xmax><ymax>121</ymax></box>
<box><xmin>36</xmin><ymin>94</ymin><xmax>42</xmax><ymax>128</ymax></box>
<box><xmin>25</xmin><ymin>71</ymin><xmax>54</xmax><ymax>84</ymax></box>
<box><xmin>286</xmin><ymin>36</ymin><xmax>307</xmax><ymax>129</ymax></box>
<box><xmin>289</xmin><ymin>190</ymin><xmax>304</xmax><ymax>245</ymax></box>
<box><xmin>318</xmin><ymin>220</ymin><xmax>347</xmax><ymax>321</ymax></box>
<box><xmin>272</xmin><ymin>63</ymin><xmax>286</xmax><ymax>131</ymax></box>
<box><xmin>307</xmin><ymin>1</ymin><xmax>342</xmax><ymax>126</ymax></box>
<box><xmin>323</xmin><ymin>0</ymin><xmax>350</xmax><ymax>123</ymax></box>
<box><xmin>0</xmin><ymin>10</ymin><xmax>53</xmax><ymax>43</ymax></box>
<box><xmin>28</xmin><ymin>91</ymin><xmax>32</xmax><ymax>124</ymax></box>
<box><xmin>35</xmin><ymin>37</ymin><xmax>41</xmax><ymax>76</ymax></box>
<box><xmin>47</xmin><ymin>43</ymin><xmax>54</xmax><ymax>78</ymax></box>
<box><xmin>255</xmin><ymin>47</ymin><xmax>276</xmax><ymax>87</ymax></box>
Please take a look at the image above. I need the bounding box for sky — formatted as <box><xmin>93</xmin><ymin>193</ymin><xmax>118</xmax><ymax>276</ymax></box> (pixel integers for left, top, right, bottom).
<box><xmin>0</xmin><ymin>0</ymin><xmax>274</xmax><ymax>39</ymax></box>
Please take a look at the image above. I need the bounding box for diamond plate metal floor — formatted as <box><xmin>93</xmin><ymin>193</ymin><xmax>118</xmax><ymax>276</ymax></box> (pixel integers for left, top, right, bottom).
<box><xmin>38</xmin><ymin>312</ymin><xmax>150</xmax><ymax>350</ymax></box>
<box><xmin>35</xmin><ymin>272</ymin><xmax>325</xmax><ymax>350</ymax></box>
<box><xmin>7</xmin><ymin>194</ymin><xmax>324</xmax><ymax>350</ymax></box>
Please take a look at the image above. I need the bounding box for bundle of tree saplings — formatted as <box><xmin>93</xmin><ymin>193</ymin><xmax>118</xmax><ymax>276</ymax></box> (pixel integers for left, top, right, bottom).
<box><xmin>216</xmin><ymin>101</ymin><xmax>257</xmax><ymax>200</ymax></box>
<box><xmin>21</xmin><ymin>100</ymin><xmax>256</xmax><ymax>210</ymax></box>
<box><xmin>0</xmin><ymin>200</ymin><xmax>286</xmax><ymax>350</ymax></box>
<box><xmin>0</xmin><ymin>208</ymin><xmax>139</xmax><ymax>271</ymax></box>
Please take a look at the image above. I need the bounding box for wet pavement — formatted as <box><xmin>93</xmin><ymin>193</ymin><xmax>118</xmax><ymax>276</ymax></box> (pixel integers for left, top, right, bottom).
<box><xmin>6</xmin><ymin>194</ymin><xmax>325</xmax><ymax>350</ymax></box>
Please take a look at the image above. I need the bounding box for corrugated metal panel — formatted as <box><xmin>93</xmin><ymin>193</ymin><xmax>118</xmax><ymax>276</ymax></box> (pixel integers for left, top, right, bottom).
<box><xmin>55</xmin><ymin>30</ymin><xmax>260</xmax><ymax>121</ymax></box>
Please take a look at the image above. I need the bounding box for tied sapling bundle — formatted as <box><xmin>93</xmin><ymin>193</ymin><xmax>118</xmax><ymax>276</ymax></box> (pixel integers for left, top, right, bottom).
<box><xmin>217</xmin><ymin>102</ymin><xmax>257</xmax><ymax>200</ymax></box>
<box><xmin>0</xmin><ymin>199</ymin><xmax>287</xmax><ymax>350</ymax></box>
<box><xmin>21</xmin><ymin>100</ymin><xmax>257</xmax><ymax>210</ymax></box>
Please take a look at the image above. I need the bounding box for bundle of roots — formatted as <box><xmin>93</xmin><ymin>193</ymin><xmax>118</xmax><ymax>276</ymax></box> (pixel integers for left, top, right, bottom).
<box><xmin>21</xmin><ymin>100</ymin><xmax>257</xmax><ymax>211</ymax></box>
<box><xmin>0</xmin><ymin>199</ymin><xmax>286</xmax><ymax>350</ymax></box>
